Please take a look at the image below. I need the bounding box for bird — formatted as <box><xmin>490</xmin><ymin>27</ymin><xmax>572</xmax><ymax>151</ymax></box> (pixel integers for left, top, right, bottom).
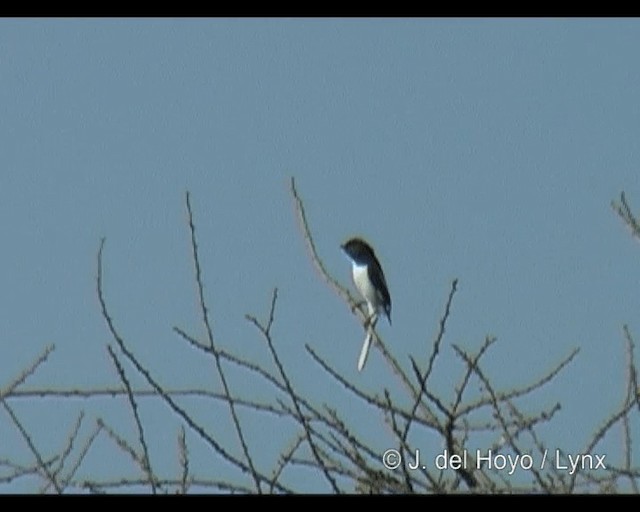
<box><xmin>341</xmin><ymin>237</ymin><xmax>391</xmax><ymax>371</ymax></box>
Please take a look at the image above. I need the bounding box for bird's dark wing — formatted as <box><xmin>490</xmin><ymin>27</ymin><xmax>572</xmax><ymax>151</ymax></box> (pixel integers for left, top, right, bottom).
<box><xmin>367</xmin><ymin>257</ymin><xmax>392</xmax><ymax>324</ymax></box>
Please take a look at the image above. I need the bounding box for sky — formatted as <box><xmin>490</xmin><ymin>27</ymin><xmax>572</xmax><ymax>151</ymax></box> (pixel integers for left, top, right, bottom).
<box><xmin>1</xmin><ymin>18</ymin><xmax>639</xmax><ymax>493</ymax></box>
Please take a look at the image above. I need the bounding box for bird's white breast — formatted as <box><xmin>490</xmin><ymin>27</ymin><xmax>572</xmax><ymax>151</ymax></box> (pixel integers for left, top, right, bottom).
<box><xmin>352</xmin><ymin>262</ymin><xmax>378</xmax><ymax>315</ymax></box>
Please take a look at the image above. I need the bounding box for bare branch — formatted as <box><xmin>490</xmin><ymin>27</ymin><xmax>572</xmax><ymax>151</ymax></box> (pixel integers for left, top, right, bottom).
<box><xmin>41</xmin><ymin>411</ymin><xmax>86</xmax><ymax>493</ymax></box>
<box><xmin>58</xmin><ymin>421</ymin><xmax>103</xmax><ymax>492</ymax></box>
<box><xmin>106</xmin><ymin>345</ymin><xmax>157</xmax><ymax>493</ymax></box>
<box><xmin>184</xmin><ymin>191</ymin><xmax>262</xmax><ymax>493</ymax></box>
<box><xmin>457</xmin><ymin>346</ymin><xmax>579</xmax><ymax>417</ymax></box>
<box><xmin>97</xmin><ymin>238</ymin><xmax>289</xmax><ymax>493</ymax></box>
<box><xmin>246</xmin><ymin>288</ymin><xmax>341</xmax><ymax>493</ymax></box>
<box><xmin>290</xmin><ymin>177</ymin><xmax>353</xmax><ymax>309</ymax></box>
<box><xmin>1</xmin><ymin>399</ymin><xmax>62</xmax><ymax>493</ymax></box>
<box><xmin>612</xmin><ymin>191</ymin><xmax>640</xmax><ymax>241</ymax></box>
<box><xmin>0</xmin><ymin>344</ymin><xmax>56</xmax><ymax>399</ymax></box>
<box><xmin>177</xmin><ymin>426</ymin><xmax>190</xmax><ymax>494</ymax></box>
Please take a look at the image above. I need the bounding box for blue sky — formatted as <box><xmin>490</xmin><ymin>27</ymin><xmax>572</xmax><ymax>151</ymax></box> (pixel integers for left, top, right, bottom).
<box><xmin>1</xmin><ymin>18</ymin><xmax>639</xmax><ymax>493</ymax></box>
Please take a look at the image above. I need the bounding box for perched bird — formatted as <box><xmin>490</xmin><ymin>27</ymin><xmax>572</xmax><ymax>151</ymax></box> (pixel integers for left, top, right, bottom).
<box><xmin>341</xmin><ymin>237</ymin><xmax>392</xmax><ymax>371</ymax></box>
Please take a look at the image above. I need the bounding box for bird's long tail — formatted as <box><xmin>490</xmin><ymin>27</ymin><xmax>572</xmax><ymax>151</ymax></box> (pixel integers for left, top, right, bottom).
<box><xmin>358</xmin><ymin>312</ymin><xmax>378</xmax><ymax>372</ymax></box>
<box><xmin>357</xmin><ymin>331</ymin><xmax>372</xmax><ymax>372</ymax></box>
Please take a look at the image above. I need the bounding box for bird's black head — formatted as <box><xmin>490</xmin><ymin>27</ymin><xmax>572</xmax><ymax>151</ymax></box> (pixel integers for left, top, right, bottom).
<box><xmin>341</xmin><ymin>237</ymin><xmax>376</xmax><ymax>262</ymax></box>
